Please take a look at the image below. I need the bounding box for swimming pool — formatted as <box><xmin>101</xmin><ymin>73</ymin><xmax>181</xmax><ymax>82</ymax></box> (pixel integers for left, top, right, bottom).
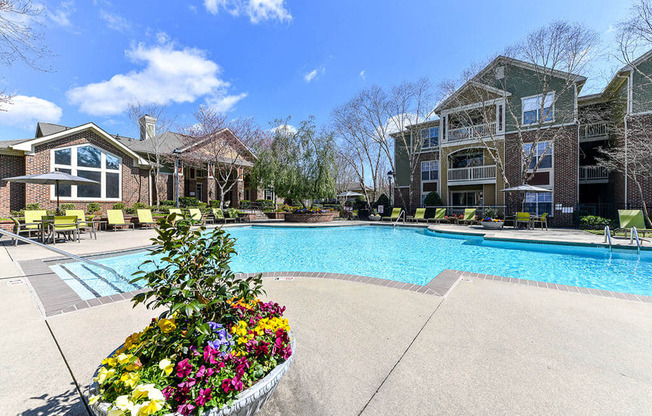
<box><xmin>50</xmin><ymin>225</ymin><xmax>652</xmax><ymax>299</ymax></box>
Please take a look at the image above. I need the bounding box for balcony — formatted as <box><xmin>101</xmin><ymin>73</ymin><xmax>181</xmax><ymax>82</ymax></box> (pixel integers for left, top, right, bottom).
<box><xmin>579</xmin><ymin>165</ymin><xmax>609</xmax><ymax>184</ymax></box>
<box><xmin>448</xmin><ymin>165</ymin><xmax>497</xmax><ymax>185</ymax></box>
<box><xmin>580</xmin><ymin>122</ymin><xmax>608</xmax><ymax>142</ymax></box>
<box><xmin>447</xmin><ymin>122</ymin><xmax>496</xmax><ymax>144</ymax></box>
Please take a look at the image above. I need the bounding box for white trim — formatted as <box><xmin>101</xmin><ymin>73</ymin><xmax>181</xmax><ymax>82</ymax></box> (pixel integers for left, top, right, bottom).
<box><xmin>50</xmin><ymin>143</ymin><xmax>123</xmax><ymax>202</ymax></box>
<box><xmin>13</xmin><ymin>123</ymin><xmax>149</xmax><ymax>167</ymax></box>
<box><xmin>521</xmin><ymin>92</ymin><xmax>555</xmax><ymax>125</ymax></box>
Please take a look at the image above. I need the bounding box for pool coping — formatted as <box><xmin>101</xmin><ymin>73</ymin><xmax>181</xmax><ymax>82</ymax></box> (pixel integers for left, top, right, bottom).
<box><xmin>19</xmin><ymin>257</ymin><xmax>652</xmax><ymax>318</ymax></box>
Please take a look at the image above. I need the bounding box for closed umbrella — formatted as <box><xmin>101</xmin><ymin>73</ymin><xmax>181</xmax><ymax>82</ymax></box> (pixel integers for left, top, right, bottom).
<box><xmin>4</xmin><ymin>171</ymin><xmax>100</xmax><ymax>214</ymax></box>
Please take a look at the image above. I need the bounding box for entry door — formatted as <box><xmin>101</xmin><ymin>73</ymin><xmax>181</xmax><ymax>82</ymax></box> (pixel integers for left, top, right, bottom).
<box><xmin>196</xmin><ymin>183</ymin><xmax>203</xmax><ymax>202</ymax></box>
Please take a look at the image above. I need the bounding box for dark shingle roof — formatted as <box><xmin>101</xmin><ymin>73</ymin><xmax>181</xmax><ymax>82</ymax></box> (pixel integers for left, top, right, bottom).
<box><xmin>37</xmin><ymin>122</ymin><xmax>70</xmax><ymax>137</ymax></box>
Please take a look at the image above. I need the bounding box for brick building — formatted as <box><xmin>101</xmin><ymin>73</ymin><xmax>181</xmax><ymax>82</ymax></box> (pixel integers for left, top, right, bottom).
<box><xmin>0</xmin><ymin>116</ymin><xmax>260</xmax><ymax>216</ymax></box>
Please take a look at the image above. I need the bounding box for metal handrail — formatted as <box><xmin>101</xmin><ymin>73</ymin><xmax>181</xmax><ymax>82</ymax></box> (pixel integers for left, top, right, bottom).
<box><xmin>631</xmin><ymin>226</ymin><xmax>642</xmax><ymax>254</ymax></box>
<box><xmin>604</xmin><ymin>225</ymin><xmax>612</xmax><ymax>251</ymax></box>
<box><xmin>393</xmin><ymin>210</ymin><xmax>405</xmax><ymax>227</ymax></box>
<box><xmin>0</xmin><ymin>228</ymin><xmax>126</xmax><ymax>283</ymax></box>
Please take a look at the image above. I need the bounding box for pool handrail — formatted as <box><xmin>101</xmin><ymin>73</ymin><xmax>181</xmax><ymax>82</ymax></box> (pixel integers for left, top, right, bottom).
<box><xmin>393</xmin><ymin>210</ymin><xmax>405</xmax><ymax>227</ymax></box>
<box><xmin>0</xmin><ymin>227</ymin><xmax>127</xmax><ymax>285</ymax></box>
<box><xmin>604</xmin><ymin>225</ymin><xmax>612</xmax><ymax>251</ymax></box>
<box><xmin>631</xmin><ymin>226</ymin><xmax>642</xmax><ymax>254</ymax></box>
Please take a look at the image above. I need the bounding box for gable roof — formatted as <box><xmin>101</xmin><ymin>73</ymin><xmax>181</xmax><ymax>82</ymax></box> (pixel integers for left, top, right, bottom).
<box><xmin>4</xmin><ymin>122</ymin><xmax>150</xmax><ymax>166</ymax></box>
<box><xmin>36</xmin><ymin>122</ymin><xmax>70</xmax><ymax>137</ymax></box>
<box><xmin>435</xmin><ymin>81</ymin><xmax>512</xmax><ymax>112</ymax></box>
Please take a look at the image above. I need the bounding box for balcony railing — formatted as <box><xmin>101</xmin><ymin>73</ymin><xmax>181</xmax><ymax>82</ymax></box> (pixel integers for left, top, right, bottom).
<box><xmin>579</xmin><ymin>165</ymin><xmax>609</xmax><ymax>183</ymax></box>
<box><xmin>581</xmin><ymin>122</ymin><xmax>608</xmax><ymax>142</ymax></box>
<box><xmin>448</xmin><ymin>165</ymin><xmax>497</xmax><ymax>184</ymax></box>
<box><xmin>447</xmin><ymin>122</ymin><xmax>496</xmax><ymax>143</ymax></box>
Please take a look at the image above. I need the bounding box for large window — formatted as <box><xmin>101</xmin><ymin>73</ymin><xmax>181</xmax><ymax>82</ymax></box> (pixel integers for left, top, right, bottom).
<box><xmin>52</xmin><ymin>145</ymin><xmax>122</xmax><ymax>200</ymax></box>
<box><xmin>420</xmin><ymin>127</ymin><xmax>439</xmax><ymax>149</ymax></box>
<box><xmin>525</xmin><ymin>191</ymin><xmax>553</xmax><ymax>216</ymax></box>
<box><xmin>421</xmin><ymin>160</ymin><xmax>438</xmax><ymax>181</ymax></box>
<box><xmin>450</xmin><ymin>150</ymin><xmax>483</xmax><ymax>169</ymax></box>
<box><xmin>523</xmin><ymin>142</ymin><xmax>552</xmax><ymax>170</ymax></box>
<box><xmin>522</xmin><ymin>92</ymin><xmax>554</xmax><ymax>125</ymax></box>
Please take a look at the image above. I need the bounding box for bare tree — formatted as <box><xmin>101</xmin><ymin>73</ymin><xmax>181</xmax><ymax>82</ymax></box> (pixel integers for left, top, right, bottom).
<box><xmin>127</xmin><ymin>102</ymin><xmax>177</xmax><ymax>209</ymax></box>
<box><xmin>338</xmin><ymin>79</ymin><xmax>436</xmax><ymax>212</ymax></box>
<box><xmin>439</xmin><ymin>21</ymin><xmax>598</xmax><ymax>191</ymax></box>
<box><xmin>181</xmin><ymin>107</ymin><xmax>267</xmax><ymax>209</ymax></box>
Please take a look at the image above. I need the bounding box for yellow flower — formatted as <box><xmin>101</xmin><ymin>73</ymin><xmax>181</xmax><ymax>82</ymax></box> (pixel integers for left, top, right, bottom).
<box><xmin>158</xmin><ymin>358</ymin><xmax>173</xmax><ymax>376</ymax></box>
<box><xmin>88</xmin><ymin>395</ymin><xmax>99</xmax><ymax>405</ymax></box>
<box><xmin>119</xmin><ymin>372</ymin><xmax>140</xmax><ymax>388</ymax></box>
<box><xmin>113</xmin><ymin>395</ymin><xmax>133</xmax><ymax>412</ymax></box>
<box><xmin>101</xmin><ymin>357</ymin><xmax>117</xmax><ymax>367</ymax></box>
<box><xmin>117</xmin><ymin>353</ymin><xmax>132</xmax><ymax>365</ymax></box>
<box><xmin>94</xmin><ymin>367</ymin><xmax>108</xmax><ymax>384</ymax></box>
<box><xmin>132</xmin><ymin>384</ymin><xmax>155</xmax><ymax>401</ymax></box>
<box><xmin>107</xmin><ymin>410</ymin><xmax>125</xmax><ymax>416</ymax></box>
<box><xmin>157</xmin><ymin>318</ymin><xmax>176</xmax><ymax>334</ymax></box>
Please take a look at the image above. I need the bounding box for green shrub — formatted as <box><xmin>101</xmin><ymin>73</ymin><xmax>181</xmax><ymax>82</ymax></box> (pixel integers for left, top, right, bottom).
<box><xmin>580</xmin><ymin>215</ymin><xmax>615</xmax><ymax>230</ymax></box>
<box><xmin>179</xmin><ymin>197</ymin><xmax>199</xmax><ymax>208</ymax></box>
<box><xmin>373</xmin><ymin>194</ymin><xmax>390</xmax><ymax>214</ymax></box>
<box><xmin>209</xmin><ymin>200</ymin><xmax>221</xmax><ymax>208</ymax></box>
<box><xmin>25</xmin><ymin>203</ymin><xmax>41</xmax><ymax>210</ymax></box>
<box><xmin>87</xmin><ymin>202</ymin><xmax>102</xmax><ymax>214</ymax></box>
<box><xmin>424</xmin><ymin>192</ymin><xmax>443</xmax><ymax>218</ymax></box>
<box><xmin>60</xmin><ymin>203</ymin><xmax>76</xmax><ymax>212</ymax></box>
<box><xmin>197</xmin><ymin>202</ymin><xmax>208</xmax><ymax>211</ymax></box>
<box><xmin>112</xmin><ymin>202</ymin><xmax>126</xmax><ymax>211</ymax></box>
<box><xmin>132</xmin><ymin>202</ymin><xmax>148</xmax><ymax>210</ymax></box>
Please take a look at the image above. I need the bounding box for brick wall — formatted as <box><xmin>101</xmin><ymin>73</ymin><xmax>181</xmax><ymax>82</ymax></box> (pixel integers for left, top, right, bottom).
<box><xmin>0</xmin><ymin>154</ymin><xmax>26</xmax><ymax>216</ymax></box>
<box><xmin>21</xmin><ymin>130</ymin><xmax>150</xmax><ymax>214</ymax></box>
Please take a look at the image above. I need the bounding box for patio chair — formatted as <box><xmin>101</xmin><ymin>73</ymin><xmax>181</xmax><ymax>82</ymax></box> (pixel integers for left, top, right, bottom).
<box><xmin>23</xmin><ymin>210</ymin><xmax>47</xmax><ymax>239</ymax></box>
<box><xmin>515</xmin><ymin>212</ymin><xmax>531</xmax><ymax>229</ymax></box>
<box><xmin>381</xmin><ymin>208</ymin><xmax>402</xmax><ymax>222</ymax></box>
<box><xmin>65</xmin><ymin>209</ymin><xmax>97</xmax><ymax>239</ymax></box>
<box><xmin>532</xmin><ymin>212</ymin><xmax>549</xmax><ymax>230</ymax></box>
<box><xmin>407</xmin><ymin>208</ymin><xmax>427</xmax><ymax>223</ymax></box>
<box><xmin>107</xmin><ymin>210</ymin><xmax>135</xmax><ymax>231</ymax></box>
<box><xmin>617</xmin><ymin>210</ymin><xmax>652</xmax><ymax>237</ymax></box>
<box><xmin>188</xmin><ymin>208</ymin><xmax>205</xmax><ymax>224</ymax></box>
<box><xmin>458</xmin><ymin>209</ymin><xmax>478</xmax><ymax>225</ymax></box>
<box><xmin>10</xmin><ymin>217</ymin><xmax>38</xmax><ymax>245</ymax></box>
<box><xmin>212</xmin><ymin>208</ymin><xmax>236</xmax><ymax>223</ymax></box>
<box><xmin>226</xmin><ymin>209</ymin><xmax>242</xmax><ymax>223</ymax></box>
<box><xmin>167</xmin><ymin>208</ymin><xmax>183</xmax><ymax>224</ymax></box>
<box><xmin>136</xmin><ymin>209</ymin><xmax>156</xmax><ymax>229</ymax></box>
<box><xmin>49</xmin><ymin>215</ymin><xmax>80</xmax><ymax>244</ymax></box>
<box><xmin>428</xmin><ymin>208</ymin><xmax>447</xmax><ymax>224</ymax></box>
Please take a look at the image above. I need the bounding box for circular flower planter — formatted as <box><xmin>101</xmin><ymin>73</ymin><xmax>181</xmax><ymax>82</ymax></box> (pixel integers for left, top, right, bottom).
<box><xmin>284</xmin><ymin>212</ymin><xmax>338</xmax><ymax>223</ymax></box>
<box><xmin>86</xmin><ymin>337</ymin><xmax>296</xmax><ymax>416</ymax></box>
<box><xmin>481</xmin><ymin>221</ymin><xmax>504</xmax><ymax>230</ymax></box>
<box><xmin>368</xmin><ymin>215</ymin><xmax>381</xmax><ymax>222</ymax></box>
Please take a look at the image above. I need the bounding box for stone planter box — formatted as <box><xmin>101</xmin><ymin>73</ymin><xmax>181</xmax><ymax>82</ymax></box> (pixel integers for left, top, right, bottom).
<box><xmin>481</xmin><ymin>221</ymin><xmax>504</xmax><ymax>230</ymax></box>
<box><xmin>284</xmin><ymin>212</ymin><xmax>338</xmax><ymax>223</ymax></box>
<box><xmin>87</xmin><ymin>337</ymin><xmax>295</xmax><ymax>416</ymax></box>
<box><xmin>265</xmin><ymin>212</ymin><xmax>286</xmax><ymax>219</ymax></box>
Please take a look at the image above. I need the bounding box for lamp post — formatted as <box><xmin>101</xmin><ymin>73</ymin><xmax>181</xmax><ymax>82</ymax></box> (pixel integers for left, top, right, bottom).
<box><xmin>173</xmin><ymin>149</ymin><xmax>182</xmax><ymax>208</ymax></box>
<box><xmin>387</xmin><ymin>170</ymin><xmax>393</xmax><ymax>208</ymax></box>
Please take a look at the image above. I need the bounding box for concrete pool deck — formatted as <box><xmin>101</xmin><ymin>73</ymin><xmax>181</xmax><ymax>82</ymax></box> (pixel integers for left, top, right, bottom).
<box><xmin>2</xmin><ymin>221</ymin><xmax>652</xmax><ymax>414</ymax></box>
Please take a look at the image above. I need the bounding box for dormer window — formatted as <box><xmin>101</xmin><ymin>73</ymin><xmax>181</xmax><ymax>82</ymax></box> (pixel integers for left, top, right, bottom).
<box><xmin>420</xmin><ymin>127</ymin><xmax>439</xmax><ymax>149</ymax></box>
<box><xmin>522</xmin><ymin>92</ymin><xmax>554</xmax><ymax>125</ymax></box>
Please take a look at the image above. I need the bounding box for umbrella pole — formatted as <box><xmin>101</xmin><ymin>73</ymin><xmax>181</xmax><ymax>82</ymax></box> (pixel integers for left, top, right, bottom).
<box><xmin>56</xmin><ymin>181</ymin><xmax>60</xmax><ymax>215</ymax></box>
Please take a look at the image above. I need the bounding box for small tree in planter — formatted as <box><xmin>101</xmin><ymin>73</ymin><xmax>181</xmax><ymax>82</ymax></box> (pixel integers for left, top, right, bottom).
<box><xmin>423</xmin><ymin>192</ymin><xmax>442</xmax><ymax>219</ymax></box>
<box><xmin>87</xmin><ymin>217</ymin><xmax>294</xmax><ymax>416</ymax></box>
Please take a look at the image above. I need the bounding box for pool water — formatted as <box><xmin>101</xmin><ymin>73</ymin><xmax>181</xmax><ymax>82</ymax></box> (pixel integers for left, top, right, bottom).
<box><xmin>51</xmin><ymin>225</ymin><xmax>652</xmax><ymax>299</ymax></box>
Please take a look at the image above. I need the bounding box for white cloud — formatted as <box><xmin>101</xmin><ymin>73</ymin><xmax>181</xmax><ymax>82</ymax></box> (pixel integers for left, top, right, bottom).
<box><xmin>359</xmin><ymin>70</ymin><xmax>366</xmax><ymax>80</ymax></box>
<box><xmin>0</xmin><ymin>95</ymin><xmax>62</xmax><ymax>129</ymax></box>
<box><xmin>203</xmin><ymin>0</ymin><xmax>291</xmax><ymax>23</ymax></box>
<box><xmin>67</xmin><ymin>40</ymin><xmax>246</xmax><ymax>116</ymax></box>
<box><xmin>304</xmin><ymin>66</ymin><xmax>325</xmax><ymax>83</ymax></box>
<box><xmin>99</xmin><ymin>10</ymin><xmax>132</xmax><ymax>33</ymax></box>
<box><xmin>206</xmin><ymin>92</ymin><xmax>248</xmax><ymax>113</ymax></box>
<box><xmin>271</xmin><ymin>123</ymin><xmax>297</xmax><ymax>136</ymax></box>
<box><xmin>49</xmin><ymin>1</ymin><xmax>75</xmax><ymax>27</ymax></box>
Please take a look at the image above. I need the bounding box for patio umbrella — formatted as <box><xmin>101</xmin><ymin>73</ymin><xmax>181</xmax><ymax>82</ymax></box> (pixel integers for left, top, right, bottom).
<box><xmin>500</xmin><ymin>184</ymin><xmax>552</xmax><ymax>193</ymax></box>
<box><xmin>4</xmin><ymin>171</ymin><xmax>100</xmax><ymax>214</ymax></box>
<box><xmin>337</xmin><ymin>191</ymin><xmax>364</xmax><ymax>198</ymax></box>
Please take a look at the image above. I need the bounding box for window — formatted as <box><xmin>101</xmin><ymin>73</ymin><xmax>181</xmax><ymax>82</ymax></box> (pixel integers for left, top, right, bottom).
<box><xmin>421</xmin><ymin>160</ymin><xmax>439</xmax><ymax>181</ymax></box>
<box><xmin>524</xmin><ymin>191</ymin><xmax>553</xmax><ymax>216</ymax></box>
<box><xmin>420</xmin><ymin>127</ymin><xmax>439</xmax><ymax>149</ymax></box>
<box><xmin>52</xmin><ymin>145</ymin><xmax>122</xmax><ymax>200</ymax></box>
<box><xmin>523</xmin><ymin>142</ymin><xmax>552</xmax><ymax>170</ymax></box>
<box><xmin>450</xmin><ymin>151</ymin><xmax>483</xmax><ymax>169</ymax></box>
<box><xmin>522</xmin><ymin>92</ymin><xmax>554</xmax><ymax>124</ymax></box>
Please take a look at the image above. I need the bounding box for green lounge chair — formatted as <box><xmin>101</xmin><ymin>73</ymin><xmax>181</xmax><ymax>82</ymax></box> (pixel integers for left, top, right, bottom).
<box><xmin>188</xmin><ymin>208</ymin><xmax>204</xmax><ymax>224</ymax></box>
<box><xmin>617</xmin><ymin>210</ymin><xmax>652</xmax><ymax>237</ymax></box>
<box><xmin>407</xmin><ymin>208</ymin><xmax>427</xmax><ymax>223</ymax></box>
<box><xmin>532</xmin><ymin>212</ymin><xmax>548</xmax><ymax>230</ymax></box>
<box><xmin>227</xmin><ymin>209</ymin><xmax>242</xmax><ymax>223</ymax></box>
<box><xmin>212</xmin><ymin>208</ymin><xmax>236</xmax><ymax>223</ymax></box>
<box><xmin>137</xmin><ymin>209</ymin><xmax>156</xmax><ymax>229</ymax></box>
<box><xmin>459</xmin><ymin>209</ymin><xmax>478</xmax><ymax>225</ymax></box>
<box><xmin>381</xmin><ymin>208</ymin><xmax>402</xmax><ymax>222</ymax></box>
<box><xmin>515</xmin><ymin>212</ymin><xmax>531</xmax><ymax>229</ymax></box>
<box><xmin>65</xmin><ymin>209</ymin><xmax>97</xmax><ymax>239</ymax></box>
<box><xmin>167</xmin><ymin>208</ymin><xmax>182</xmax><ymax>224</ymax></box>
<box><xmin>11</xmin><ymin>209</ymin><xmax>47</xmax><ymax>244</ymax></box>
<box><xmin>428</xmin><ymin>208</ymin><xmax>447</xmax><ymax>224</ymax></box>
<box><xmin>107</xmin><ymin>210</ymin><xmax>134</xmax><ymax>231</ymax></box>
<box><xmin>50</xmin><ymin>215</ymin><xmax>80</xmax><ymax>244</ymax></box>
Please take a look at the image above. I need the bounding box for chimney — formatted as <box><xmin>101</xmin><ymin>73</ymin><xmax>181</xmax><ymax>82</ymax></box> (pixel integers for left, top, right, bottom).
<box><xmin>139</xmin><ymin>114</ymin><xmax>157</xmax><ymax>141</ymax></box>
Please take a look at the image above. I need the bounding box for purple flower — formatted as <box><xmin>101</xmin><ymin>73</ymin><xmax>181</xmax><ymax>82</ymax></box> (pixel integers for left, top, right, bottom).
<box><xmin>196</xmin><ymin>387</ymin><xmax>212</xmax><ymax>406</ymax></box>
<box><xmin>176</xmin><ymin>358</ymin><xmax>193</xmax><ymax>378</ymax></box>
<box><xmin>162</xmin><ymin>386</ymin><xmax>175</xmax><ymax>400</ymax></box>
<box><xmin>177</xmin><ymin>403</ymin><xmax>196</xmax><ymax>416</ymax></box>
<box><xmin>208</xmin><ymin>321</ymin><xmax>223</xmax><ymax>332</ymax></box>
<box><xmin>195</xmin><ymin>365</ymin><xmax>206</xmax><ymax>378</ymax></box>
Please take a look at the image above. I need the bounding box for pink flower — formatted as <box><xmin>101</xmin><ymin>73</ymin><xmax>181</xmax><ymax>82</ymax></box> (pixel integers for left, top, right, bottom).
<box><xmin>206</xmin><ymin>367</ymin><xmax>215</xmax><ymax>377</ymax></box>
<box><xmin>162</xmin><ymin>386</ymin><xmax>175</xmax><ymax>400</ymax></box>
<box><xmin>222</xmin><ymin>378</ymin><xmax>233</xmax><ymax>393</ymax></box>
<box><xmin>196</xmin><ymin>387</ymin><xmax>212</xmax><ymax>406</ymax></box>
<box><xmin>176</xmin><ymin>358</ymin><xmax>193</xmax><ymax>378</ymax></box>
<box><xmin>195</xmin><ymin>365</ymin><xmax>206</xmax><ymax>378</ymax></box>
<box><xmin>177</xmin><ymin>403</ymin><xmax>196</xmax><ymax>416</ymax></box>
<box><xmin>203</xmin><ymin>345</ymin><xmax>218</xmax><ymax>364</ymax></box>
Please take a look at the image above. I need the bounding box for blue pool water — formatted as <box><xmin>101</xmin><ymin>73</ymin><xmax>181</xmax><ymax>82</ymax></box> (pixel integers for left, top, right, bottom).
<box><xmin>51</xmin><ymin>225</ymin><xmax>652</xmax><ymax>299</ymax></box>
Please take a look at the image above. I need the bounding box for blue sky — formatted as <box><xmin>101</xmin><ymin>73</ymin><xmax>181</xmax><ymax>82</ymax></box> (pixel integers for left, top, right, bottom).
<box><xmin>0</xmin><ymin>0</ymin><xmax>634</xmax><ymax>140</ymax></box>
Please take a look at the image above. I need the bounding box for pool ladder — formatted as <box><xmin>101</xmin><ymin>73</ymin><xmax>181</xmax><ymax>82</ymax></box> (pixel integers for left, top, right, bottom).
<box><xmin>631</xmin><ymin>227</ymin><xmax>642</xmax><ymax>254</ymax></box>
<box><xmin>0</xmin><ymin>228</ymin><xmax>126</xmax><ymax>284</ymax></box>
<box><xmin>393</xmin><ymin>210</ymin><xmax>405</xmax><ymax>227</ymax></box>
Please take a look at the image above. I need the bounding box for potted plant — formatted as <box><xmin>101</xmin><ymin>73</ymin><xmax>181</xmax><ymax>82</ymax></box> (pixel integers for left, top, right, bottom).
<box><xmin>368</xmin><ymin>210</ymin><xmax>381</xmax><ymax>221</ymax></box>
<box><xmin>85</xmin><ymin>216</ymin><xmax>294</xmax><ymax>416</ymax></box>
<box><xmin>480</xmin><ymin>207</ymin><xmax>504</xmax><ymax>229</ymax></box>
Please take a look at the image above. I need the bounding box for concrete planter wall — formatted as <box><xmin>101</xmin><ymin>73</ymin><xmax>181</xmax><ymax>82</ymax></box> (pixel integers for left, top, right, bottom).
<box><xmin>265</xmin><ymin>212</ymin><xmax>286</xmax><ymax>219</ymax></box>
<box><xmin>87</xmin><ymin>337</ymin><xmax>295</xmax><ymax>416</ymax></box>
<box><xmin>481</xmin><ymin>221</ymin><xmax>504</xmax><ymax>230</ymax></box>
<box><xmin>284</xmin><ymin>212</ymin><xmax>338</xmax><ymax>223</ymax></box>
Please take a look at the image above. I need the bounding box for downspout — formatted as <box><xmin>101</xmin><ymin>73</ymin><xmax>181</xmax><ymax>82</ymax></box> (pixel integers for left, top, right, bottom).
<box><xmin>624</xmin><ymin>115</ymin><xmax>628</xmax><ymax>207</ymax></box>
